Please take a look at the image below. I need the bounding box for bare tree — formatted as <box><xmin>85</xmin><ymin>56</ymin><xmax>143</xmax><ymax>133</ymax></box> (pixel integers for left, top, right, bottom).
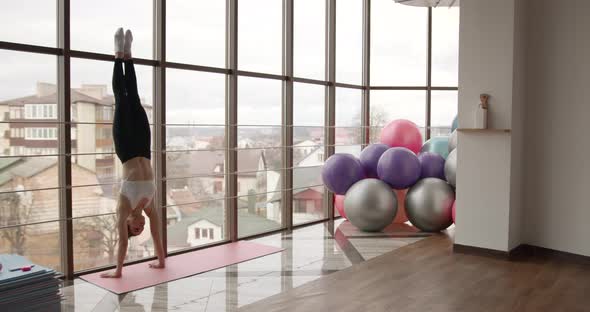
<box><xmin>79</xmin><ymin>214</ymin><xmax>119</xmax><ymax>265</ymax></box>
<box><xmin>0</xmin><ymin>190</ymin><xmax>32</xmax><ymax>254</ymax></box>
<box><xmin>351</xmin><ymin>105</ymin><xmax>388</xmax><ymax>143</ymax></box>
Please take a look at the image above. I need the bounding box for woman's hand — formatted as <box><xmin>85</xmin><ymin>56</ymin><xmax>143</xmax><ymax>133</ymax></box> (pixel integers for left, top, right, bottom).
<box><xmin>100</xmin><ymin>270</ymin><xmax>122</xmax><ymax>278</ymax></box>
<box><xmin>148</xmin><ymin>260</ymin><xmax>165</xmax><ymax>269</ymax></box>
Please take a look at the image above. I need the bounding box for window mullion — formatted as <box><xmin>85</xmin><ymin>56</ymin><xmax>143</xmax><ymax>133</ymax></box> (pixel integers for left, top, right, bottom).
<box><xmin>57</xmin><ymin>0</ymin><xmax>74</xmax><ymax>280</ymax></box>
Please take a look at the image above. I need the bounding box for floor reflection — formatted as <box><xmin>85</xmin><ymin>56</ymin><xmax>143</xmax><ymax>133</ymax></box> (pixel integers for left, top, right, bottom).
<box><xmin>61</xmin><ymin>219</ymin><xmax>429</xmax><ymax>312</ymax></box>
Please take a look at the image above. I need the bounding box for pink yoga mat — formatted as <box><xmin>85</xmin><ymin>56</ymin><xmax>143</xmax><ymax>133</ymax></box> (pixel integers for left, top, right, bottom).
<box><xmin>80</xmin><ymin>241</ymin><xmax>283</xmax><ymax>294</ymax></box>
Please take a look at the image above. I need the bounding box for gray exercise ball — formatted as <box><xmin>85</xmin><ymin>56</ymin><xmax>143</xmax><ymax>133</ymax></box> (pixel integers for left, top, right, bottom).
<box><xmin>344</xmin><ymin>179</ymin><xmax>397</xmax><ymax>232</ymax></box>
<box><xmin>405</xmin><ymin>178</ymin><xmax>454</xmax><ymax>232</ymax></box>
<box><xmin>445</xmin><ymin>148</ymin><xmax>457</xmax><ymax>187</ymax></box>
<box><xmin>448</xmin><ymin>129</ymin><xmax>457</xmax><ymax>152</ymax></box>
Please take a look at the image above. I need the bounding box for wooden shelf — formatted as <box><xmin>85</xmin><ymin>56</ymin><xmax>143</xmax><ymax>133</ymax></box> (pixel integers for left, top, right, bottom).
<box><xmin>457</xmin><ymin>128</ymin><xmax>511</xmax><ymax>133</ymax></box>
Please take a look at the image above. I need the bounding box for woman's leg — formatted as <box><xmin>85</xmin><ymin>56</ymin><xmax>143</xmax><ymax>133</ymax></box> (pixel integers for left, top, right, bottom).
<box><xmin>123</xmin><ymin>29</ymin><xmax>152</xmax><ymax>160</ymax></box>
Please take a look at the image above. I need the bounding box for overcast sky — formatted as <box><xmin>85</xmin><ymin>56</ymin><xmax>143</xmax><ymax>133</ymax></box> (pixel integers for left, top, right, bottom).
<box><xmin>0</xmin><ymin>0</ymin><xmax>458</xmax><ymax>128</ymax></box>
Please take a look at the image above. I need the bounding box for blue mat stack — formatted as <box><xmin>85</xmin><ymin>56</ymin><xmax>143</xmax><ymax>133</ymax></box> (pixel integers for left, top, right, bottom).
<box><xmin>0</xmin><ymin>254</ymin><xmax>61</xmax><ymax>311</ymax></box>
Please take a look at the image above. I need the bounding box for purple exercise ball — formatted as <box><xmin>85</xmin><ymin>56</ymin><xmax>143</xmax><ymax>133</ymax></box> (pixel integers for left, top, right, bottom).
<box><xmin>418</xmin><ymin>152</ymin><xmax>446</xmax><ymax>180</ymax></box>
<box><xmin>377</xmin><ymin>147</ymin><xmax>421</xmax><ymax>190</ymax></box>
<box><xmin>322</xmin><ymin>153</ymin><xmax>365</xmax><ymax>195</ymax></box>
<box><xmin>359</xmin><ymin>144</ymin><xmax>390</xmax><ymax>178</ymax></box>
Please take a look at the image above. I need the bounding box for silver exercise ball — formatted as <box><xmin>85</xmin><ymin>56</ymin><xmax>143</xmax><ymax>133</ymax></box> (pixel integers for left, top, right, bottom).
<box><xmin>445</xmin><ymin>148</ymin><xmax>457</xmax><ymax>187</ymax></box>
<box><xmin>448</xmin><ymin>129</ymin><xmax>457</xmax><ymax>152</ymax></box>
<box><xmin>344</xmin><ymin>179</ymin><xmax>398</xmax><ymax>232</ymax></box>
<box><xmin>405</xmin><ymin>178</ymin><xmax>454</xmax><ymax>232</ymax></box>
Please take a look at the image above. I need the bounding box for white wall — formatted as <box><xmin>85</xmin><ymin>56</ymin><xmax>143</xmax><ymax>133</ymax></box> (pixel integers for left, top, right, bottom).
<box><xmin>455</xmin><ymin>0</ymin><xmax>517</xmax><ymax>252</ymax></box>
<box><xmin>456</xmin><ymin>132</ymin><xmax>512</xmax><ymax>251</ymax></box>
<box><xmin>508</xmin><ymin>0</ymin><xmax>528</xmax><ymax>250</ymax></box>
<box><xmin>523</xmin><ymin>0</ymin><xmax>590</xmax><ymax>257</ymax></box>
<box><xmin>76</xmin><ymin>102</ymin><xmax>97</xmax><ymax>172</ymax></box>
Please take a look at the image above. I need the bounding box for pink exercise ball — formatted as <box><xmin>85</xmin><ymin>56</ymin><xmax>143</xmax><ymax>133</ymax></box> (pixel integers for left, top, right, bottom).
<box><xmin>334</xmin><ymin>194</ymin><xmax>347</xmax><ymax>220</ymax></box>
<box><xmin>380</xmin><ymin>119</ymin><xmax>423</xmax><ymax>154</ymax></box>
<box><xmin>452</xmin><ymin>200</ymin><xmax>456</xmax><ymax>223</ymax></box>
<box><xmin>393</xmin><ymin>189</ymin><xmax>409</xmax><ymax>224</ymax></box>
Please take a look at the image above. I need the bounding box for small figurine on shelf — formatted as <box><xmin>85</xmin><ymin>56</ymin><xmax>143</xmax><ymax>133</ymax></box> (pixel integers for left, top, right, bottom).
<box><xmin>475</xmin><ymin>93</ymin><xmax>489</xmax><ymax>129</ymax></box>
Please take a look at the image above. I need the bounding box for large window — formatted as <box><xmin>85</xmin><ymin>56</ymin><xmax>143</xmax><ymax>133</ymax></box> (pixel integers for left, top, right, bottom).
<box><xmin>371</xmin><ymin>0</ymin><xmax>427</xmax><ymax>86</ymax></box>
<box><xmin>0</xmin><ymin>1</ymin><xmax>458</xmax><ymax>276</ymax></box>
<box><xmin>294</xmin><ymin>0</ymin><xmax>326</xmax><ymax>80</ymax></box>
<box><xmin>165</xmin><ymin>69</ymin><xmax>227</xmax><ymax>252</ymax></box>
<box><xmin>237</xmin><ymin>77</ymin><xmax>283</xmax><ymax>237</ymax></box>
<box><xmin>336</xmin><ymin>0</ymin><xmax>363</xmax><ymax>85</ymax></box>
<box><xmin>293</xmin><ymin>83</ymin><xmax>325</xmax><ymax>225</ymax></box>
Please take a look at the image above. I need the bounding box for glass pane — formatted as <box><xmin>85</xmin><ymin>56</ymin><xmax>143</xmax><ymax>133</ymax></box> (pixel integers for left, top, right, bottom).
<box><xmin>166</xmin><ymin>150</ymin><xmax>225</xmax><ymax>178</ymax></box>
<box><xmin>71</xmin><ymin>184</ymin><xmax>118</xmax><ymax>218</ymax></box>
<box><xmin>294</xmin><ymin>83</ymin><xmax>324</xmax><ymax>126</ymax></box>
<box><xmin>371</xmin><ymin>1</ymin><xmax>427</xmax><ymax>86</ymax></box>
<box><xmin>0</xmin><ymin>155</ymin><xmax>59</xmax><ymax>188</ymax></box>
<box><xmin>336</xmin><ymin>0</ymin><xmax>363</xmax><ymax>85</ymax></box>
<box><xmin>166</xmin><ymin>126</ymin><xmax>225</xmax><ymax>151</ymax></box>
<box><xmin>167</xmin><ymin>0</ymin><xmax>226</xmax><ymax>67</ymax></box>
<box><xmin>239</xmin><ymin>0</ymin><xmax>282</xmax><ymax>74</ymax></box>
<box><xmin>167</xmin><ymin>177</ymin><xmax>225</xmax><ymax>203</ymax></box>
<box><xmin>0</xmin><ymin>223</ymin><xmax>61</xmax><ymax>271</ymax></box>
<box><xmin>238</xmin><ymin>75</ymin><xmax>282</xmax><ymax>176</ymax></box>
<box><xmin>370</xmin><ymin>90</ymin><xmax>426</xmax><ymax>142</ymax></box>
<box><xmin>335</xmin><ymin>88</ymin><xmax>362</xmax><ymax>147</ymax></box>
<box><xmin>237</xmin><ymin>189</ymin><xmax>282</xmax><ymax>238</ymax></box>
<box><xmin>167</xmin><ymin>200</ymin><xmax>226</xmax><ymax>253</ymax></box>
<box><xmin>71</xmin><ymin>0</ymin><xmax>153</xmax><ymax>59</ymax></box>
<box><xmin>0</xmin><ymin>188</ymin><xmax>60</xmax><ymax>224</ymax></box>
<box><xmin>167</xmin><ymin>69</ymin><xmax>226</xmax><ymax>125</ymax></box>
<box><xmin>294</xmin><ymin>0</ymin><xmax>325</xmax><ymax>80</ymax></box>
<box><xmin>238</xmin><ymin>148</ymin><xmax>276</xmax><ymax>175</ymax></box>
<box><xmin>431</xmin><ymin>90</ymin><xmax>458</xmax><ymax>137</ymax></box>
<box><xmin>70</xmin><ymin>58</ymin><xmax>153</xmax><ymax>123</ymax></box>
<box><xmin>293</xmin><ymin>166</ymin><xmax>325</xmax><ymax>225</ymax></box>
<box><xmin>73</xmin><ymin>215</ymin><xmax>152</xmax><ymax>271</ymax></box>
<box><xmin>0</xmin><ymin>1</ymin><xmax>57</xmax><ymax>47</ymax></box>
<box><xmin>238</xmin><ymin>77</ymin><xmax>281</xmax><ymax>126</ymax></box>
<box><xmin>0</xmin><ymin>51</ymin><xmax>57</xmax><ymax>156</ymax></box>
<box><xmin>432</xmin><ymin>7</ymin><xmax>460</xmax><ymax>86</ymax></box>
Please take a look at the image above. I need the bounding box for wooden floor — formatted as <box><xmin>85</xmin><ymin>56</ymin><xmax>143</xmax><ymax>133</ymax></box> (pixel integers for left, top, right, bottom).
<box><xmin>239</xmin><ymin>233</ymin><xmax>590</xmax><ymax>312</ymax></box>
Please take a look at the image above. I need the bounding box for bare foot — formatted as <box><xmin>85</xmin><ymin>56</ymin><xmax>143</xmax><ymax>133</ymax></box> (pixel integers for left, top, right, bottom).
<box><xmin>148</xmin><ymin>261</ymin><xmax>165</xmax><ymax>269</ymax></box>
<box><xmin>100</xmin><ymin>270</ymin><xmax>122</xmax><ymax>278</ymax></box>
<box><xmin>114</xmin><ymin>27</ymin><xmax>124</xmax><ymax>59</ymax></box>
<box><xmin>124</xmin><ymin>29</ymin><xmax>133</xmax><ymax>59</ymax></box>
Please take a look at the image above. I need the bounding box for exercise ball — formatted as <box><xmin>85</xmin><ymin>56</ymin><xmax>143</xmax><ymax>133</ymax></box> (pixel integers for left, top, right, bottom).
<box><xmin>344</xmin><ymin>179</ymin><xmax>397</xmax><ymax>232</ymax></box>
<box><xmin>334</xmin><ymin>194</ymin><xmax>347</xmax><ymax>220</ymax></box>
<box><xmin>359</xmin><ymin>143</ymin><xmax>389</xmax><ymax>178</ymax></box>
<box><xmin>380</xmin><ymin>119</ymin><xmax>423</xmax><ymax>154</ymax></box>
<box><xmin>420</xmin><ymin>136</ymin><xmax>450</xmax><ymax>159</ymax></box>
<box><xmin>405</xmin><ymin>178</ymin><xmax>454</xmax><ymax>232</ymax></box>
<box><xmin>451</xmin><ymin>115</ymin><xmax>458</xmax><ymax>132</ymax></box>
<box><xmin>418</xmin><ymin>152</ymin><xmax>446</xmax><ymax>180</ymax></box>
<box><xmin>448</xmin><ymin>129</ymin><xmax>457</xmax><ymax>153</ymax></box>
<box><xmin>393</xmin><ymin>189</ymin><xmax>409</xmax><ymax>224</ymax></box>
<box><xmin>377</xmin><ymin>147</ymin><xmax>421</xmax><ymax>190</ymax></box>
<box><xmin>452</xmin><ymin>200</ymin><xmax>456</xmax><ymax>223</ymax></box>
<box><xmin>322</xmin><ymin>153</ymin><xmax>365</xmax><ymax>195</ymax></box>
<box><xmin>445</xmin><ymin>148</ymin><xmax>457</xmax><ymax>187</ymax></box>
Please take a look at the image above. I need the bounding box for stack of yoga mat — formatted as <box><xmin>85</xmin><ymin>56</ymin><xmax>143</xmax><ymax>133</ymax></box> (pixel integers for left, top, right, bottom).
<box><xmin>0</xmin><ymin>254</ymin><xmax>61</xmax><ymax>311</ymax></box>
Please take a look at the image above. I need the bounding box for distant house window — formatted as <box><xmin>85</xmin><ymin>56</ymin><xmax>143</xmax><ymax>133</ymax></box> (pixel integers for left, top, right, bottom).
<box><xmin>317</xmin><ymin>153</ymin><xmax>323</xmax><ymax>162</ymax></box>
<box><xmin>25</xmin><ymin>127</ymin><xmax>57</xmax><ymax>140</ymax></box>
<box><xmin>209</xmin><ymin>228</ymin><xmax>214</xmax><ymax>240</ymax></box>
<box><xmin>238</xmin><ymin>182</ymin><xmax>241</xmax><ymax>193</ymax></box>
<box><xmin>202</xmin><ymin>228</ymin><xmax>208</xmax><ymax>238</ymax></box>
<box><xmin>194</xmin><ymin>227</ymin><xmax>201</xmax><ymax>239</ymax></box>
<box><xmin>214</xmin><ymin>181</ymin><xmax>223</xmax><ymax>194</ymax></box>
<box><xmin>24</xmin><ymin>104</ymin><xmax>57</xmax><ymax>119</ymax></box>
